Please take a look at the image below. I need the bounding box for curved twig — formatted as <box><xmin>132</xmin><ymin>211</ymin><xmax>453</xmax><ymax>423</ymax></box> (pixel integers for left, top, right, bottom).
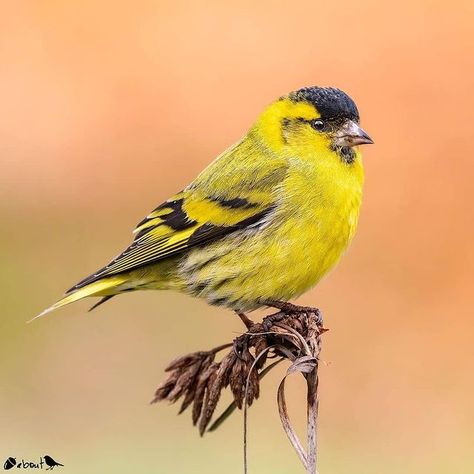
<box><xmin>276</xmin><ymin>356</ymin><xmax>318</xmax><ymax>470</ymax></box>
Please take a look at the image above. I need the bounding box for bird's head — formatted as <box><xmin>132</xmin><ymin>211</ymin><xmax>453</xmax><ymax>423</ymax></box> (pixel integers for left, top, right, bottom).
<box><xmin>254</xmin><ymin>86</ymin><xmax>373</xmax><ymax>164</ymax></box>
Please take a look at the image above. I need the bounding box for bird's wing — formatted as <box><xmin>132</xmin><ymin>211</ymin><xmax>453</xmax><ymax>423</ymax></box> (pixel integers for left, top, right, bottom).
<box><xmin>69</xmin><ymin>145</ymin><xmax>288</xmax><ymax>291</ymax></box>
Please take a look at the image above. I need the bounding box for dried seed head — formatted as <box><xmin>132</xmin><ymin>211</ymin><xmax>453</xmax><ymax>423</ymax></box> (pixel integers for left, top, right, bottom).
<box><xmin>254</xmin><ymin>336</ymin><xmax>269</xmax><ymax>369</ymax></box>
<box><xmin>165</xmin><ymin>351</ymin><xmax>209</xmax><ymax>372</ymax></box>
<box><xmin>152</xmin><ymin>309</ymin><xmax>325</xmax><ymax>437</ymax></box>
<box><xmin>151</xmin><ymin>370</ymin><xmax>180</xmax><ymax>403</ymax></box>
<box><xmin>198</xmin><ymin>352</ymin><xmax>236</xmax><ymax>435</ymax></box>
<box><xmin>179</xmin><ymin>353</ymin><xmax>214</xmax><ymax>413</ymax></box>
<box><xmin>151</xmin><ymin>351</ymin><xmax>215</xmax><ymax>405</ymax></box>
<box><xmin>230</xmin><ymin>348</ymin><xmax>259</xmax><ymax>409</ymax></box>
<box><xmin>192</xmin><ymin>362</ymin><xmax>219</xmax><ymax>425</ymax></box>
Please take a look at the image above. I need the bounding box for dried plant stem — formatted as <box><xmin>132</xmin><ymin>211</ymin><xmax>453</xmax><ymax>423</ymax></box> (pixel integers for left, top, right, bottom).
<box><xmin>277</xmin><ymin>368</ymin><xmax>309</xmax><ymax>469</ymax></box>
<box><xmin>152</xmin><ymin>306</ymin><xmax>326</xmax><ymax>474</ymax></box>
<box><xmin>306</xmin><ymin>369</ymin><xmax>319</xmax><ymax>474</ymax></box>
<box><xmin>274</xmin><ymin>311</ymin><xmax>323</xmax><ymax>474</ymax></box>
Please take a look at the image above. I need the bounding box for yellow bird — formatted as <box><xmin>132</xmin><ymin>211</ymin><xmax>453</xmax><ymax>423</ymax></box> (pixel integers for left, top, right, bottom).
<box><xmin>35</xmin><ymin>86</ymin><xmax>372</xmax><ymax>320</ymax></box>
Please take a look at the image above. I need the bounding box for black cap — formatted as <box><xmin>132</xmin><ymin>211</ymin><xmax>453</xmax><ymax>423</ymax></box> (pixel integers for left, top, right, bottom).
<box><xmin>289</xmin><ymin>87</ymin><xmax>359</xmax><ymax>122</ymax></box>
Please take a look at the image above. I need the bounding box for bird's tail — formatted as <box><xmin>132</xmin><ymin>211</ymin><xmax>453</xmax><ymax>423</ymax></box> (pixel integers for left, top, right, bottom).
<box><xmin>29</xmin><ymin>275</ymin><xmax>128</xmax><ymax>323</ymax></box>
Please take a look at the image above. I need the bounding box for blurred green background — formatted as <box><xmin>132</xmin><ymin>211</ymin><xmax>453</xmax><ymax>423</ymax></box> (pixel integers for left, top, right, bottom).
<box><xmin>1</xmin><ymin>1</ymin><xmax>473</xmax><ymax>472</ymax></box>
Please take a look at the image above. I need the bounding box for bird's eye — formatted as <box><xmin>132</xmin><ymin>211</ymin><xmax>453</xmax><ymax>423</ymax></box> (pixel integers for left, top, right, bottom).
<box><xmin>310</xmin><ymin>119</ymin><xmax>325</xmax><ymax>131</ymax></box>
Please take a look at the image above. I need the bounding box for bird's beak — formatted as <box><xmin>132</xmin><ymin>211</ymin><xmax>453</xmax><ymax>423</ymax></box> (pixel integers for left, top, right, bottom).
<box><xmin>334</xmin><ymin>120</ymin><xmax>373</xmax><ymax>147</ymax></box>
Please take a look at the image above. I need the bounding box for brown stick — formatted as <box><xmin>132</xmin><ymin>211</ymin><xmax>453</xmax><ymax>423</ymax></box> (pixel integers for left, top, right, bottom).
<box><xmin>306</xmin><ymin>369</ymin><xmax>319</xmax><ymax>474</ymax></box>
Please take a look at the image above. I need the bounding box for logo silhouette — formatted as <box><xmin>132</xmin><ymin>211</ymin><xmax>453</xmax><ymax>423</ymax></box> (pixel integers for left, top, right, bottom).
<box><xmin>3</xmin><ymin>457</ymin><xmax>17</xmax><ymax>470</ymax></box>
<box><xmin>43</xmin><ymin>456</ymin><xmax>64</xmax><ymax>470</ymax></box>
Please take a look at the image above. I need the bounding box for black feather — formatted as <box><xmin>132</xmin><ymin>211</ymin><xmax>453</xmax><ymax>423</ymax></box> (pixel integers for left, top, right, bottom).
<box><xmin>88</xmin><ymin>295</ymin><xmax>115</xmax><ymax>312</ymax></box>
<box><xmin>289</xmin><ymin>86</ymin><xmax>359</xmax><ymax>122</ymax></box>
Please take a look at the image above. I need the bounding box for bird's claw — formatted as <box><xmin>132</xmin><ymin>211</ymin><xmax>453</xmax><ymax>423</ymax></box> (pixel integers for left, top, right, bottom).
<box><xmin>264</xmin><ymin>301</ymin><xmax>324</xmax><ymax>326</ymax></box>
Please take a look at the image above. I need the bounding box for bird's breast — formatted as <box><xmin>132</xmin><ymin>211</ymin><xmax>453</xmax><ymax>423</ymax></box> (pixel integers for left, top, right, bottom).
<box><xmin>179</xmin><ymin>156</ymin><xmax>364</xmax><ymax>310</ymax></box>
<box><xmin>271</xmin><ymin>157</ymin><xmax>364</xmax><ymax>290</ymax></box>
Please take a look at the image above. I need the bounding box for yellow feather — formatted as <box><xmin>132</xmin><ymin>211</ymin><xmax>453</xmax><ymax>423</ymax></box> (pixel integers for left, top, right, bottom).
<box><xmin>30</xmin><ymin>275</ymin><xmax>128</xmax><ymax>322</ymax></box>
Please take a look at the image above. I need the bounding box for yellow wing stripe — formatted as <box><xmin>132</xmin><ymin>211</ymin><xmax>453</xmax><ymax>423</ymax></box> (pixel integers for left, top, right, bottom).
<box><xmin>183</xmin><ymin>197</ymin><xmax>264</xmax><ymax>226</ymax></box>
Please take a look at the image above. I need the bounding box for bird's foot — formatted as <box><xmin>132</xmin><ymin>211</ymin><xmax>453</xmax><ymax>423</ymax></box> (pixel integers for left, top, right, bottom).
<box><xmin>235</xmin><ymin>311</ymin><xmax>255</xmax><ymax>330</ymax></box>
<box><xmin>233</xmin><ymin>303</ymin><xmax>325</xmax><ymax>358</ymax></box>
<box><xmin>262</xmin><ymin>300</ymin><xmax>324</xmax><ymax>331</ymax></box>
<box><xmin>233</xmin><ymin>312</ymin><xmax>265</xmax><ymax>359</ymax></box>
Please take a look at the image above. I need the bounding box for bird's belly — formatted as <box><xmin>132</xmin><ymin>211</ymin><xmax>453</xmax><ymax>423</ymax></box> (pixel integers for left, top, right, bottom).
<box><xmin>179</xmin><ymin>193</ymin><xmax>361</xmax><ymax>311</ymax></box>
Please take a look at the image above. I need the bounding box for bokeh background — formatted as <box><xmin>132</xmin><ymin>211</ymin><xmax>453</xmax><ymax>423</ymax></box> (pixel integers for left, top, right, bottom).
<box><xmin>1</xmin><ymin>1</ymin><xmax>473</xmax><ymax>472</ymax></box>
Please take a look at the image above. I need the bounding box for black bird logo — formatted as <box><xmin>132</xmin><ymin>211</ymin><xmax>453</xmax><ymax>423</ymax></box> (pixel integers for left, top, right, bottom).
<box><xmin>3</xmin><ymin>457</ymin><xmax>17</xmax><ymax>470</ymax></box>
<box><xmin>43</xmin><ymin>456</ymin><xmax>64</xmax><ymax>470</ymax></box>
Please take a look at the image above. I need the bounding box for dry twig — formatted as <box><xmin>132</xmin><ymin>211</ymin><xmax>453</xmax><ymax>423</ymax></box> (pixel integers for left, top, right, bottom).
<box><xmin>151</xmin><ymin>306</ymin><xmax>326</xmax><ymax>473</ymax></box>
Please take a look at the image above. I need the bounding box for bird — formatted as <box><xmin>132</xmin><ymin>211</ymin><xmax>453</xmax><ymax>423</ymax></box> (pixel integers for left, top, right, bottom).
<box><xmin>3</xmin><ymin>457</ymin><xmax>17</xmax><ymax>470</ymax></box>
<box><xmin>43</xmin><ymin>456</ymin><xmax>64</xmax><ymax>470</ymax></box>
<box><xmin>33</xmin><ymin>86</ymin><xmax>372</xmax><ymax>322</ymax></box>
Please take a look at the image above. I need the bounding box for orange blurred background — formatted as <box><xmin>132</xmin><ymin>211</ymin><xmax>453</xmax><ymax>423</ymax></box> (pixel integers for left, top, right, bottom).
<box><xmin>1</xmin><ymin>1</ymin><xmax>473</xmax><ymax>472</ymax></box>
